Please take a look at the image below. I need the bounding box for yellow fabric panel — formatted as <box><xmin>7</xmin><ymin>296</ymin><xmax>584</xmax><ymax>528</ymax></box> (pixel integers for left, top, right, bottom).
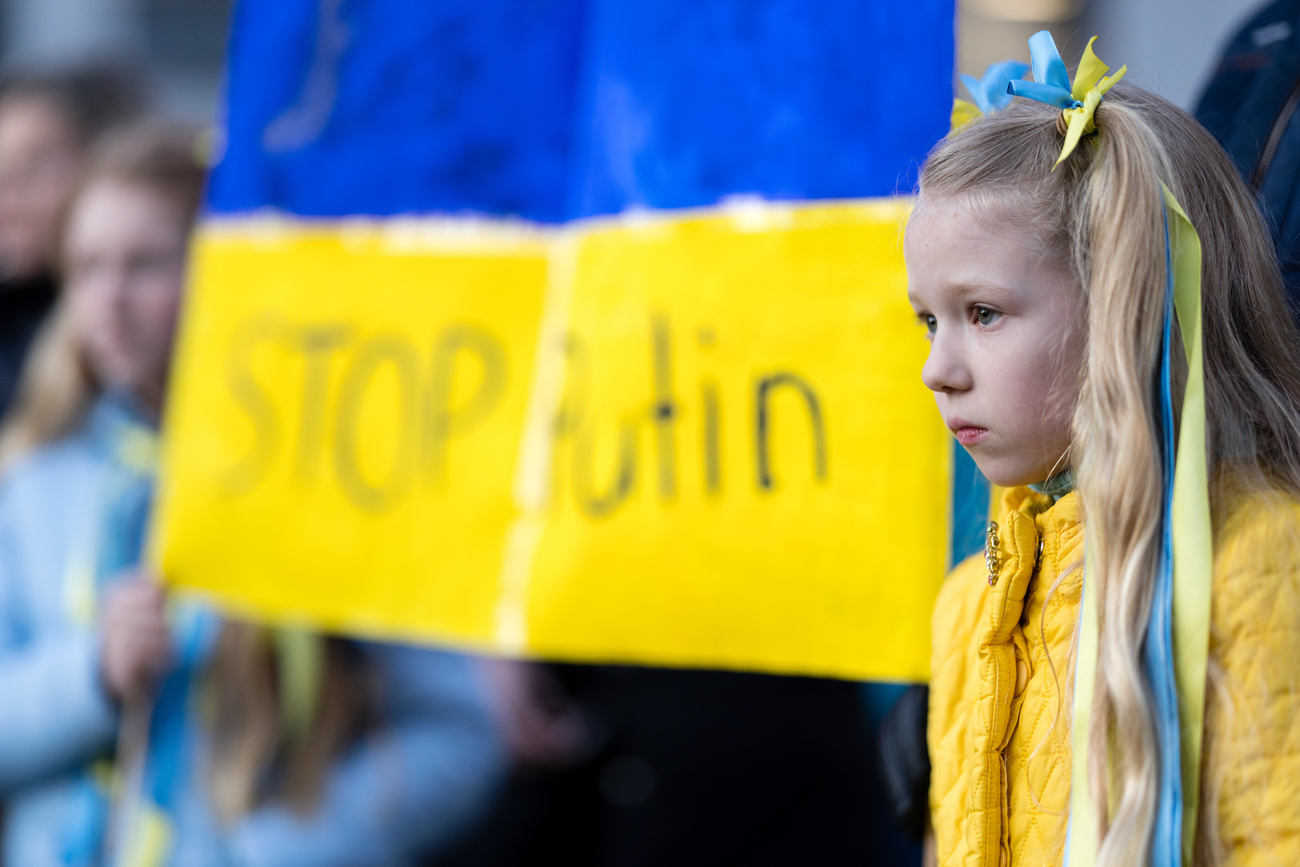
<box><xmin>154</xmin><ymin>221</ymin><xmax>550</xmax><ymax>646</ymax></box>
<box><xmin>153</xmin><ymin>199</ymin><xmax>949</xmax><ymax>681</ymax></box>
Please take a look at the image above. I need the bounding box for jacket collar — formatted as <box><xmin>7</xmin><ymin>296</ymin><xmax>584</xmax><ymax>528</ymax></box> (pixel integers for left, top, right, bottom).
<box><xmin>1000</xmin><ymin>484</ymin><xmax>1082</xmax><ymax>535</ymax></box>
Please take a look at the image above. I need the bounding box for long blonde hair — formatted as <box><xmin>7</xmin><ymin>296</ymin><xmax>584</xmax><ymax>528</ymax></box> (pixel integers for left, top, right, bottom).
<box><xmin>0</xmin><ymin>124</ymin><xmax>205</xmax><ymax>471</ymax></box>
<box><xmin>918</xmin><ymin>85</ymin><xmax>1300</xmax><ymax>864</ymax></box>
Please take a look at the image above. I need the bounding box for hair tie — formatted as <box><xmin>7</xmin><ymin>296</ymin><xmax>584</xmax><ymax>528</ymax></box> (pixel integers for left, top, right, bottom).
<box><xmin>1008</xmin><ymin>31</ymin><xmax>1127</xmax><ymax>167</ymax></box>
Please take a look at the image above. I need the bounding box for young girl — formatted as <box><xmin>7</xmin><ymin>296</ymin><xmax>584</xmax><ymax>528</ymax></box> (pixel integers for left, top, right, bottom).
<box><xmin>0</xmin><ymin>126</ymin><xmax>503</xmax><ymax>867</ymax></box>
<box><xmin>907</xmin><ymin>36</ymin><xmax>1300</xmax><ymax>867</ymax></box>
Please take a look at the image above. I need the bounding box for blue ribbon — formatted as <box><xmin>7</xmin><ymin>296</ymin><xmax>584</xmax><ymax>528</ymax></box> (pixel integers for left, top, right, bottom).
<box><xmin>60</xmin><ymin>449</ymin><xmax>156</xmax><ymax>866</ymax></box>
<box><xmin>1143</xmin><ymin>204</ymin><xmax>1184</xmax><ymax>867</ymax></box>
<box><xmin>959</xmin><ymin>59</ymin><xmax>1029</xmax><ymax>116</ymax></box>
<box><xmin>138</xmin><ymin>585</ymin><xmax>218</xmax><ymax>848</ymax></box>
<box><xmin>1007</xmin><ymin>31</ymin><xmax>1082</xmax><ymax>110</ymax></box>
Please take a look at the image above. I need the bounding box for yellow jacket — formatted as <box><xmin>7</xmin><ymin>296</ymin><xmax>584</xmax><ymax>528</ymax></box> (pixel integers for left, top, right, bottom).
<box><xmin>928</xmin><ymin>486</ymin><xmax>1300</xmax><ymax>867</ymax></box>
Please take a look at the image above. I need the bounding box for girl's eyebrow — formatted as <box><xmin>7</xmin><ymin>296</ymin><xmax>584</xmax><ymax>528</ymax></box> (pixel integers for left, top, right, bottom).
<box><xmin>944</xmin><ymin>279</ymin><xmax>1013</xmax><ymax>300</ymax></box>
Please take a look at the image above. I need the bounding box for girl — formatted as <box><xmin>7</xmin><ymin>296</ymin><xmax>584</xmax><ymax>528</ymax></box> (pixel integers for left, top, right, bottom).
<box><xmin>906</xmin><ymin>35</ymin><xmax>1300</xmax><ymax>867</ymax></box>
<box><xmin>0</xmin><ymin>126</ymin><xmax>503</xmax><ymax>867</ymax></box>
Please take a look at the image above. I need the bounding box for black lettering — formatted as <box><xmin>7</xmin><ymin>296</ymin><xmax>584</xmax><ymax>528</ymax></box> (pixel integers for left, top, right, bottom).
<box><xmin>702</xmin><ymin>378</ymin><xmax>722</xmax><ymax>495</ymax></box>
<box><xmin>223</xmin><ymin>313</ymin><xmax>284</xmax><ymax>494</ymax></box>
<box><xmin>698</xmin><ymin>326</ymin><xmax>721</xmax><ymax>495</ymax></box>
<box><xmin>333</xmin><ymin>333</ymin><xmax>421</xmax><ymax>512</ymax></box>
<box><xmin>650</xmin><ymin>315</ymin><xmax>679</xmax><ymax>500</ymax></box>
<box><xmin>573</xmin><ymin>417</ymin><xmax>639</xmax><ymax>519</ymax></box>
<box><xmin>562</xmin><ymin>333</ymin><xmax>637</xmax><ymax>519</ymax></box>
<box><xmin>552</xmin><ymin>334</ymin><xmax>588</xmax><ymax>437</ymax></box>
<box><xmin>291</xmin><ymin>324</ymin><xmax>351</xmax><ymax>483</ymax></box>
<box><xmin>754</xmin><ymin>372</ymin><xmax>828</xmax><ymax>491</ymax></box>
<box><xmin>424</xmin><ymin>324</ymin><xmax>508</xmax><ymax>487</ymax></box>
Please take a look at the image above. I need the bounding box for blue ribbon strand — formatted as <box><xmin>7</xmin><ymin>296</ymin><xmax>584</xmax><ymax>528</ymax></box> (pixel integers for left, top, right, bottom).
<box><xmin>1007</xmin><ymin>31</ymin><xmax>1081</xmax><ymax>109</ymax></box>
<box><xmin>959</xmin><ymin>59</ymin><xmax>1029</xmax><ymax>116</ymax></box>
<box><xmin>1143</xmin><ymin>202</ymin><xmax>1184</xmax><ymax>867</ymax></box>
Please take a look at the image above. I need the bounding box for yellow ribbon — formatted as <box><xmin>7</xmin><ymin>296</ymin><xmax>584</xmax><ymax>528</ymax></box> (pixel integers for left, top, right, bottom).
<box><xmin>1066</xmin><ymin>185</ymin><xmax>1211</xmax><ymax>867</ymax></box>
<box><xmin>1164</xmin><ymin>185</ymin><xmax>1211</xmax><ymax>863</ymax></box>
<box><xmin>950</xmin><ymin>98</ymin><xmax>982</xmax><ymax>133</ymax></box>
<box><xmin>273</xmin><ymin>626</ymin><xmax>325</xmax><ymax>746</ymax></box>
<box><xmin>1056</xmin><ymin>37</ymin><xmax>1127</xmax><ymax>168</ymax></box>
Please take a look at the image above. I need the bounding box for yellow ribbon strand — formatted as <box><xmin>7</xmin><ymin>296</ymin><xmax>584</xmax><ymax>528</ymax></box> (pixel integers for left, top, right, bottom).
<box><xmin>1067</xmin><ymin>186</ymin><xmax>1211</xmax><ymax>867</ymax></box>
<box><xmin>1071</xmin><ymin>36</ymin><xmax>1108</xmax><ymax>102</ymax></box>
<box><xmin>120</xmin><ymin>802</ymin><xmax>174</xmax><ymax>867</ymax></box>
<box><xmin>273</xmin><ymin>626</ymin><xmax>324</xmax><ymax>746</ymax></box>
<box><xmin>1058</xmin><ymin>90</ymin><xmax>1103</xmax><ymax>168</ymax></box>
<box><xmin>950</xmin><ymin>98</ymin><xmax>982</xmax><ymax>133</ymax></box>
<box><xmin>1163</xmin><ymin>184</ymin><xmax>1212</xmax><ymax>864</ymax></box>
<box><xmin>1053</xmin><ymin>36</ymin><xmax>1127</xmax><ymax>167</ymax></box>
<box><xmin>1068</xmin><ymin>536</ymin><xmax>1103</xmax><ymax>867</ymax></box>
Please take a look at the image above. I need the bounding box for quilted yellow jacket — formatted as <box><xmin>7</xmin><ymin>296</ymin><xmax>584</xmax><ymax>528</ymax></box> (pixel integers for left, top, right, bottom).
<box><xmin>928</xmin><ymin>485</ymin><xmax>1300</xmax><ymax>867</ymax></box>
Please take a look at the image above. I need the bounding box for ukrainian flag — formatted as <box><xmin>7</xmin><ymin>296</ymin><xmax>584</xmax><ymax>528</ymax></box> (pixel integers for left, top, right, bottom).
<box><xmin>155</xmin><ymin>0</ymin><xmax>961</xmax><ymax>681</ymax></box>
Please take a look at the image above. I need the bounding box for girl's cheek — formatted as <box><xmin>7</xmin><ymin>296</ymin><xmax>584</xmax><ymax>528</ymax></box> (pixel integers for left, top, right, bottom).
<box><xmin>67</xmin><ymin>288</ymin><xmax>102</xmax><ymax>346</ymax></box>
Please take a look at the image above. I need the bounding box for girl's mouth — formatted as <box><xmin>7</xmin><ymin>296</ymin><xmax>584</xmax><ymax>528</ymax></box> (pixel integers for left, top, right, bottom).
<box><xmin>954</xmin><ymin>427</ymin><xmax>988</xmax><ymax>445</ymax></box>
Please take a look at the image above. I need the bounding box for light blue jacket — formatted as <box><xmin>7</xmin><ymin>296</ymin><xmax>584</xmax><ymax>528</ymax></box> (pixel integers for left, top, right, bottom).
<box><xmin>0</xmin><ymin>395</ymin><xmax>505</xmax><ymax>867</ymax></box>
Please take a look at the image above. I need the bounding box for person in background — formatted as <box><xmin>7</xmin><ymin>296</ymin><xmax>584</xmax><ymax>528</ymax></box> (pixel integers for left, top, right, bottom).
<box><xmin>447</xmin><ymin>657</ymin><xmax>917</xmax><ymax>867</ymax></box>
<box><xmin>1194</xmin><ymin>0</ymin><xmax>1300</xmax><ymax>320</ymax></box>
<box><xmin>0</xmin><ymin>65</ymin><xmax>143</xmax><ymax>417</ymax></box>
<box><xmin>0</xmin><ymin>125</ymin><xmax>504</xmax><ymax>867</ymax></box>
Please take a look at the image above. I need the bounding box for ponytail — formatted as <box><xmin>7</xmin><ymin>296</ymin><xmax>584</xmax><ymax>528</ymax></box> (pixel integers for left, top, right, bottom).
<box><xmin>1074</xmin><ymin>96</ymin><xmax>1181</xmax><ymax>866</ymax></box>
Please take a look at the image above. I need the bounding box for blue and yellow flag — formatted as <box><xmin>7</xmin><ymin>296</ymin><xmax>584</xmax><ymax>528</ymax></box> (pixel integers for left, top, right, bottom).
<box><xmin>154</xmin><ymin>0</ymin><xmax>957</xmax><ymax>681</ymax></box>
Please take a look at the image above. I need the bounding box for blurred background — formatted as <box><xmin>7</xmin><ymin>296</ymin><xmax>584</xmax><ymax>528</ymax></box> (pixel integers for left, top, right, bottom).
<box><xmin>0</xmin><ymin>0</ymin><xmax>1265</xmax><ymax>121</ymax></box>
<box><xmin>0</xmin><ymin>0</ymin><xmax>228</xmax><ymax>120</ymax></box>
<box><xmin>962</xmin><ymin>0</ymin><xmax>1262</xmax><ymax>109</ymax></box>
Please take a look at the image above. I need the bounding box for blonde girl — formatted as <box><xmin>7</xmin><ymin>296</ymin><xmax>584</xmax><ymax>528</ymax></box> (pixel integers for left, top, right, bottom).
<box><xmin>906</xmin><ymin>35</ymin><xmax>1300</xmax><ymax>867</ymax></box>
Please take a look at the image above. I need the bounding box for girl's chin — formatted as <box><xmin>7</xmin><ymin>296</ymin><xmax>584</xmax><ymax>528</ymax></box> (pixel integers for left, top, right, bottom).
<box><xmin>968</xmin><ymin>456</ymin><xmax>1050</xmax><ymax>490</ymax></box>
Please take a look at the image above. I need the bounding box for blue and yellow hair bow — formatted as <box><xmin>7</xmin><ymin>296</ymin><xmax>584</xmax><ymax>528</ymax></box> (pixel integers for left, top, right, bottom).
<box><xmin>951</xmin><ymin>59</ymin><xmax>1029</xmax><ymax>130</ymax></box>
<box><xmin>1009</xmin><ymin>31</ymin><xmax>1127</xmax><ymax>166</ymax></box>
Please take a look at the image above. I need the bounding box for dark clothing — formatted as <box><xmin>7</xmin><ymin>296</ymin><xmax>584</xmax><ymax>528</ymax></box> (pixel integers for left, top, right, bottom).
<box><xmin>435</xmin><ymin>666</ymin><xmax>921</xmax><ymax>867</ymax></box>
<box><xmin>0</xmin><ymin>273</ymin><xmax>55</xmax><ymax>419</ymax></box>
<box><xmin>1195</xmin><ymin>0</ymin><xmax>1300</xmax><ymax>314</ymax></box>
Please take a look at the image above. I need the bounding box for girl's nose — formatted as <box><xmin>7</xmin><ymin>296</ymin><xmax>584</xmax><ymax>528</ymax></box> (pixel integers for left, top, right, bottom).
<box><xmin>921</xmin><ymin>330</ymin><xmax>972</xmax><ymax>393</ymax></box>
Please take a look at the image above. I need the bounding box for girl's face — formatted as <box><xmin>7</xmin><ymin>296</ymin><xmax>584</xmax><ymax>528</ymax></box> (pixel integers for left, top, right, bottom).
<box><xmin>904</xmin><ymin>195</ymin><xmax>1085</xmax><ymax>488</ymax></box>
<box><xmin>64</xmin><ymin>179</ymin><xmax>188</xmax><ymax>413</ymax></box>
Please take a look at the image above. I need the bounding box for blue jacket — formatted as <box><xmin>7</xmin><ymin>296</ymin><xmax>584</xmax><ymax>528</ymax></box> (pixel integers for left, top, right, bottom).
<box><xmin>0</xmin><ymin>394</ymin><xmax>505</xmax><ymax>867</ymax></box>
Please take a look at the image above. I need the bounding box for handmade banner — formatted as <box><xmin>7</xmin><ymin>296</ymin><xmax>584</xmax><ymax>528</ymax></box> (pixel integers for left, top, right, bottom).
<box><xmin>153</xmin><ymin>0</ymin><xmax>957</xmax><ymax>682</ymax></box>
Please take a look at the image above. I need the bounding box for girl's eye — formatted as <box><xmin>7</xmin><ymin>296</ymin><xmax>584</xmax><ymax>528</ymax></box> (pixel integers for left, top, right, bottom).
<box><xmin>973</xmin><ymin>306</ymin><xmax>1001</xmax><ymax>327</ymax></box>
<box><xmin>917</xmin><ymin>313</ymin><xmax>937</xmax><ymax>335</ymax></box>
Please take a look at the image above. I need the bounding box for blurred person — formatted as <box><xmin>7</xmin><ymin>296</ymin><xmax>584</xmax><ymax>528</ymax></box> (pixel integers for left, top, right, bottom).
<box><xmin>877</xmin><ymin>685</ymin><xmax>933</xmax><ymax>867</ymax></box>
<box><xmin>445</xmin><ymin>658</ymin><xmax>917</xmax><ymax>867</ymax></box>
<box><xmin>1194</xmin><ymin>0</ymin><xmax>1300</xmax><ymax>321</ymax></box>
<box><xmin>0</xmin><ymin>65</ymin><xmax>143</xmax><ymax>417</ymax></box>
<box><xmin>0</xmin><ymin>125</ymin><xmax>504</xmax><ymax>867</ymax></box>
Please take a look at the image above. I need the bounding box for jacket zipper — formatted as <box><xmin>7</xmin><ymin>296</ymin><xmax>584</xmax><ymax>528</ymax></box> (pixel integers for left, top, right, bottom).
<box><xmin>1252</xmin><ymin>75</ymin><xmax>1300</xmax><ymax>191</ymax></box>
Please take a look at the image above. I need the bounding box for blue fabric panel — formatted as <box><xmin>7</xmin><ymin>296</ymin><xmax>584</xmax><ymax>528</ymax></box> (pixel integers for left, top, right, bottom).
<box><xmin>207</xmin><ymin>0</ymin><xmax>590</xmax><ymax>221</ymax></box>
<box><xmin>567</xmin><ymin>0</ymin><xmax>954</xmax><ymax>216</ymax></box>
<box><xmin>208</xmin><ymin>0</ymin><xmax>953</xmax><ymax>220</ymax></box>
<box><xmin>949</xmin><ymin>442</ymin><xmax>991</xmax><ymax>569</ymax></box>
